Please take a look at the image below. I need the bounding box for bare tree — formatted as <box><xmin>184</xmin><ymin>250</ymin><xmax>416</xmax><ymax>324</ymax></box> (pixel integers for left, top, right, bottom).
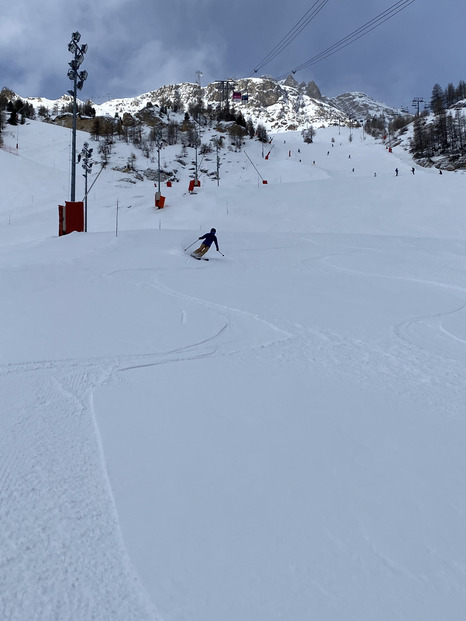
<box><xmin>302</xmin><ymin>126</ymin><xmax>315</xmax><ymax>143</ymax></box>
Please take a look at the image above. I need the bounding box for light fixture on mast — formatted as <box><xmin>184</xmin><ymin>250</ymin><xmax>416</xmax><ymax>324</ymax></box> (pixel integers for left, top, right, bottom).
<box><xmin>67</xmin><ymin>31</ymin><xmax>88</xmax><ymax>202</ymax></box>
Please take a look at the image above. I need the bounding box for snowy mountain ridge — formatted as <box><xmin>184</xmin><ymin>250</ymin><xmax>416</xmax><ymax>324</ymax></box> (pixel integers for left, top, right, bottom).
<box><xmin>326</xmin><ymin>90</ymin><xmax>406</xmax><ymax>123</ymax></box>
<box><xmin>16</xmin><ymin>76</ymin><xmax>405</xmax><ymax>132</ymax></box>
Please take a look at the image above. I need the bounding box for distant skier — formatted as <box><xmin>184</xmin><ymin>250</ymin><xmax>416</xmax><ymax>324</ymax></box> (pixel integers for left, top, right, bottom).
<box><xmin>191</xmin><ymin>228</ymin><xmax>220</xmax><ymax>259</ymax></box>
<box><xmin>411</xmin><ymin>167</ymin><xmax>415</xmax><ymax>175</ymax></box>
<box><xmin>395</xmin><ymin>168</ymin><xmax>399</xmax><ymax>176</ymax></box>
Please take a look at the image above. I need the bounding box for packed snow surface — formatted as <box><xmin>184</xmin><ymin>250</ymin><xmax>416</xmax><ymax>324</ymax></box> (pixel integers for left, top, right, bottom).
<box><xmin>1</xmin><ymin>119</ymin><xmax>466</xmax><ymax>620</ymax></box>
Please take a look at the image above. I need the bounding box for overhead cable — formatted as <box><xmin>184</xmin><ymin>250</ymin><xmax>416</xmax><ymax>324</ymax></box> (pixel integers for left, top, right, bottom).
<box><xmin>249</xmin><ymin>0</ymin><xmax>329</xmax><ymax>77</ymax></box>
<box><xmin>279</xmin><ymin>0</ymin><xmax>415</xmax><ymax>78</ymax></box>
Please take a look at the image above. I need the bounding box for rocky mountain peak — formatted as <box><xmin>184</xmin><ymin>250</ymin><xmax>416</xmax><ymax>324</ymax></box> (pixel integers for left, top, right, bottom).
<box><xmin>11</xmin><ymin>76</ymin><xmax>405</xmax><ymax>134</ymax></box>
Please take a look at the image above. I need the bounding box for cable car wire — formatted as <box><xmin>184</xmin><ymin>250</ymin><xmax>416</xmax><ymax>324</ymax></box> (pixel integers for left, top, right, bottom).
<box><xmin>277</xmin><ymin>0</ymin><xmax>415</xmax><ymax>79</ymax></box>
<box><xmin>294</xmin><ymin>0</ymin><xmax>415</xmax><ymax>72</ymax></box>
<box><xmin>248</xmin><ymin>0</ymin><xmax>329</xmax><ymax>77</ymax></box>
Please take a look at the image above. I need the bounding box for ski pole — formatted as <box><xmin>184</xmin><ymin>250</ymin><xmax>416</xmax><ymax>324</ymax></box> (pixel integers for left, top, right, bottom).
<box><xmin>184</xmin><ymin>239</ymin><xmax>199</xmax><ymax>251</ymax></box>
<box><xmin>217</xmin><ymin>250</ymin><xmax>224</xmax><ymax>257</ymax></box>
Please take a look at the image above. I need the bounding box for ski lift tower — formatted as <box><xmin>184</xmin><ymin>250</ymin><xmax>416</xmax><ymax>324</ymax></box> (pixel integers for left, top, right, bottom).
<box><xmin>213</xmin><ymin>79</ymin><xmax>236</xmax><ymax>109</ymax></box>
<box><xmin>412</xmin><ymin>97</ymin><xmax>424</xmax><ymax>117</ymax></box>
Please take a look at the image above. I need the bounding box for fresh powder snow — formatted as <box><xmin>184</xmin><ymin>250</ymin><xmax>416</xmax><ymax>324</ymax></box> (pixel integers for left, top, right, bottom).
<box><xmin>1</xmin><ymin>118</ymin><xmax>466</xmax><ymax>621</ymax></box>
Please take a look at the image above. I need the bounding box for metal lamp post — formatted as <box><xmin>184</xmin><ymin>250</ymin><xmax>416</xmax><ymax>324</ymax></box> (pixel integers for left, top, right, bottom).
<box><xmin>80</xmin><ymin>142</ymin><xmax>93</xmax><ymax>232</ymax></box>
<box><xmin>155</xmin><ymin>128</ymin><xmax>163</xmax><ymax>195</ymax></box>
<box><xmin>67</xmin><ymin>31</ymin><xmax>88</xmax><ymax>202</ymax></box>
<box><xmin>193</xmin><ymin>117</ymin><xmax>202</xmax><ymax>184</ymax></box>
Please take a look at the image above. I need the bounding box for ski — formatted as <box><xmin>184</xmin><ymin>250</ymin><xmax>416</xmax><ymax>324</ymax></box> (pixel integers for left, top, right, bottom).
<box><xmin>190</xmin><ymin>254</ymin><xmax>209</xmax><ymax>261</ymax></box>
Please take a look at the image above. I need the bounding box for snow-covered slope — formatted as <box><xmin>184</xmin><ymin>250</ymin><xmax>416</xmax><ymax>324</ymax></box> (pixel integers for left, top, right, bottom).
<box><xmin>327</xmin><ymin>90</ymin><xmax>404</xmax><ymax>122</ymax></box>
<box><xmin>1</xmin><ymin>118</ymin><xmax>466</xmax><ymax>621</ymax></box>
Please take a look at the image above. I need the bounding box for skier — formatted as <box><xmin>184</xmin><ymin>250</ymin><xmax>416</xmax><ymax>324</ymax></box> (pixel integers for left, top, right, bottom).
<box><xmin>191</xmin><ymin>228</ymin><xmax>220</xmax><ymax>259</ymax></box>
<box><xmin>411</xmin><ymin>167</ymin><xmax>415</xmax><ymax>175</ymax></box>
<box><xmin>395</xmin><ymin>168</ymin><xmax>399</xmax><ymax>176</ymax></box>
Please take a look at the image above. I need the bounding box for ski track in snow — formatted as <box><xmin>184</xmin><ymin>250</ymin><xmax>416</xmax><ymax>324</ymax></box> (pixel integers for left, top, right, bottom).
<box><xmin>3</xmin><ymin>241</ymin><xmax>466</xmax><ymax>618</ymax></box>
<box><xmin>0</xmin><ymin>264</ymin><xmax>294</xmax><ymax>621</ymax></box>
<box><xmin>95</xmin><ymin>248</ymin><xmax>466</xmax><ymax>422</ymax></box>
<box><xmin>309</xmin><ymin>241</ymin><xmax>466</xmax><ymax>358</ymax></box>
<box><xmin>275</xmin><ymin>238</ymin><xmax>466</xmax><ymax>416</ymax></box>
<box><xmin>103</xmin><ymin>266</ymin><xmax>293</xmax><ymax>368</ymax></box>
<box><xmin>395</xmin><ymin>302</ymin><xmax>466</xmax><ymax>359</ymax></box>
<box><xmin>171</xmin><ymin>241</ymin><xmax>466</xmax><ymax>395</ymax></box>
<box><xmin>91</xmin><ymin>244</ymin><xmax>466</xmax><ymax>430</ymax></box>
<box><xmin>0</xmin><ymin>361</ymin><xmax>159</xmax><ymax>621</ymax></box>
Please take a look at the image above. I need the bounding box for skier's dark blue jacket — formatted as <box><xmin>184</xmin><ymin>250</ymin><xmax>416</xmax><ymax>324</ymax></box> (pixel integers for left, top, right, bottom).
<box><xmin>200</xmin><ymin>232</ymin><xmax>219</xmax><ymax>250</ymax></box>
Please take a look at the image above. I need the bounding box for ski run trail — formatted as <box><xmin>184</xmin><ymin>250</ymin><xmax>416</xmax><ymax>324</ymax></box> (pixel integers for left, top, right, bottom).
<box><xmin>1</xmin><ymin>120</ymin><xmax>466</xmax><ymax>621</ymax></box>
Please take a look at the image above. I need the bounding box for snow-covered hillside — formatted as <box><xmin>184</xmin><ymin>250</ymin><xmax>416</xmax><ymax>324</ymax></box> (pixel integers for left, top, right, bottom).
<box><xmin>327</xmin><ymin>90</ymin><xmax>404</xmax><ymax>122</ymax></box>
<box><xmin>1</xmin><ymin>118</ymin><xmax>466</xmax><ymax>621</ymax></box>
<box><xmin>16</xmin><ymin>76</ymin><xmax>404</xmax><ymax>133</ymax></box>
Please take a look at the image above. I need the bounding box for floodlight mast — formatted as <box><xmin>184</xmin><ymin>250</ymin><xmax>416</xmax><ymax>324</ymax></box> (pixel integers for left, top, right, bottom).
<box><xmin>67</xmin><ymin>31</ymin><xmax>88</xmax><ymax>202</ymax></box>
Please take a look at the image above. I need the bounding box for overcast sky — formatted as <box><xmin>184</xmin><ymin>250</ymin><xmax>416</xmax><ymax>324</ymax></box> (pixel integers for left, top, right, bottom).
<box><xmin>1</xmin><ymin>0</ymin><xmax>465</xmax><ymax>109</ymax></box>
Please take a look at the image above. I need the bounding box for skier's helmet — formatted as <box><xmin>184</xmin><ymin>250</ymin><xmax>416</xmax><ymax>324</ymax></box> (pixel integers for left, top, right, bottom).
<box><xmin>211</xmin><ymin>228</ymin><xmax>216</xmax><ymax>234</ymax></box>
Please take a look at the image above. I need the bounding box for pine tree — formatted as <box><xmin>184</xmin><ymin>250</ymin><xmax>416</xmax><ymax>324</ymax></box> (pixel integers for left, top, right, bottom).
<box><xmin>411</xmin><ymin>116</ymin><xmax>427</xmax><ymax>156</ymax></box>
<box><xmin>256</xmin><ymin>123</ymin><xmax>268</xmax><ymax>143</ymax></box>
<box><xmin>445</xmin><ymin>83</ymin><xmax>456</xmax><ymax>108</ymax></box>
<box><xmin>430</xmin><ymin>83</ymin><xmax>445</xmax><ymax>115</ymax></box>
<box><xmin>90</xmin><ymin>117</ymin><xmax>101</xmax><ymax>140</ymax></box>
<box><xmin>456</xmin><ymin>80</ymin><xmax>466</xmax><ymax>102</ymax></box>
<box><xmin>246</xmin><ymin>118</ymin><xmax>255</xmax><ymax>139</ymax></box>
